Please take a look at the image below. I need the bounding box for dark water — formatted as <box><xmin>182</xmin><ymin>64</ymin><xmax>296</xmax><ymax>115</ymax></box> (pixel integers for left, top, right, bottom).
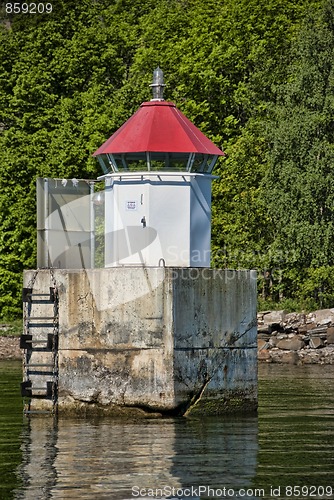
<box><xmin>0</xmin><ymin>361</ymin><xmax>333</xmax><ymax>500</ymax></box>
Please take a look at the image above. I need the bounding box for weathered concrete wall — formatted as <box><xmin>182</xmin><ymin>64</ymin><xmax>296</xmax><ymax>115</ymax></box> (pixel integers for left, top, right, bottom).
<box><xmin>23</xmin><ymin>267</ymin><xmax>257</xmax><ymax>415</ymax></box>
<box><xmin>172</xmin><ymin>269</ymin><xmax>257</xmax><ymax>414</ymax></box>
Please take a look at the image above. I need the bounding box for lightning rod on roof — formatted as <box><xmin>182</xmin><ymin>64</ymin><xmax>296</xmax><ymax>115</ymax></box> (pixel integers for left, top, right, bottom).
<box><xmin>149</xmin><ymin>67</ymin><xmax>165</xmax><ymax>101</ymax></box>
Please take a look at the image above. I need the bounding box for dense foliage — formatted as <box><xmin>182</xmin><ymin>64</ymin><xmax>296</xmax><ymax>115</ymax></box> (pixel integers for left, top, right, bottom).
<box><xmin>0</xmin><ymin>0</ymin><xmax>331</xmax><ymax>318</ymax></box>
<box><xmin>262</xmin><ymin>0</ymin><xmax>334</xmax><ymax>309</ymax></box>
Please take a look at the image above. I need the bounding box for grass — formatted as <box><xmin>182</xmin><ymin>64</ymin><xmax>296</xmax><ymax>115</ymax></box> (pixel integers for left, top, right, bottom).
<box><xmin>257</xmin><ymin>297</ymin><xmax>315</xmax><ymax>313</ymax></box>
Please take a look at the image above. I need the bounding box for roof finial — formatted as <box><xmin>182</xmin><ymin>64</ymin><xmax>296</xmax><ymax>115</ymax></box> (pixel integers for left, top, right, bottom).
<box><xmin>149</xmin><ymin>67</ymin><xmax>165</xmax><ymax>101</ymax></box>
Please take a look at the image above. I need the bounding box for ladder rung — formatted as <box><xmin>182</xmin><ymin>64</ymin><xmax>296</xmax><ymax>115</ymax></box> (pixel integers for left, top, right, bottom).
<box><xmin>20</xmin><ymin>333</ymin><xmax>58</xmax><ymax>350</ymax></box>
<box><xmin>24</xmin><ymin>410</ymin><xmax>53</xmax><ymax>415</ymax></box>
<box><xmin>28</xmin><ymin>299</ymin><xmax>55</xmax><ymax>304</ymax></box>
<box><xmin>29</xmin><ymin>394</ymin><xmax>52</xmax><ymax>399</ymax></box>
<box><xmin>27</xmin><ymin>364</ymin><xmax>55</xmax><ymax>368</ymax></box>
<box><xmin>29</xmin><ymin>293</ymin><xmax>52</xmax><ymax>297</ymax></box>
<box><xmin>27</xmin><ymin>324</ymin><xmax>56</xmax><ymax>329</ymax></box>
<box><xmin>24</xmin><ymin>339</ymin><xmax>49</xmax><ymax>344</ymax></box>
<box><xmin>23</xmin><ymin>287</ymin><xmax>57</xmax><ymax>303</ymax></box>
<box><xmin>21</xmin><ymin>380</ymin><xmax>55</xmax><ymax>397</ymax></box>
<box><xmin>28</xmin><ymin>317</ymin><xmax>56</xmax><ymax>320</ymax></box>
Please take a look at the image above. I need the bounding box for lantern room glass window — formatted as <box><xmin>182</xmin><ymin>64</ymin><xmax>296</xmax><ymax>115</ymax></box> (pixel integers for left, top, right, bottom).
<box><xmin>96</xmin><ymin>152</ymin><xmax>218</xmax><ymax>174</ymax></box>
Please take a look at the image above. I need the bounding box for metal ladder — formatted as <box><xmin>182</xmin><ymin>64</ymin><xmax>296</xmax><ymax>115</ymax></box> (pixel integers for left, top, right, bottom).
<box><xmin>20</xmin><ymin>284</ymin><xmax>59</xmax><ymax>416</ymax></box>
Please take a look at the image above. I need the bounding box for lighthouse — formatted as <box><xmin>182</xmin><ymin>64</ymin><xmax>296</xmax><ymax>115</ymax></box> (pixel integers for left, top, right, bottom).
<box><xmin>21</xmin><ymin>69</ymin><xmax>257</xmax><ymax>416</ymax></box>
<box><xmin>93</xmin><ymin>68</ymin><xmax>224</xmax><ymax>268</ymax></box>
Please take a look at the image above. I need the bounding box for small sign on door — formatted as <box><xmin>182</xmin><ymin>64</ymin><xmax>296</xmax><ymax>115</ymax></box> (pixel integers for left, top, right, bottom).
<box><xmin>125</xmin><ymin>200</ymin><xmax>137</xmax><ymax>211</ymax></box>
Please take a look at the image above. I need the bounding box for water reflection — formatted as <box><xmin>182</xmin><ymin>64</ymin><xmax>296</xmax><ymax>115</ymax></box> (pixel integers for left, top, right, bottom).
<box><xmin>15</xmin><ymin>418</ymin><xmax>58</xmax><ymax>499</ymax></box>
<box><xmin>0</xmin><ymin>361</ymin><xmax>24</xmax><ymax>500</ymax></box>
<box><xmin>254</xmin><ymin>364</ymin><xmax>334</xmax><ymax>492</ymax></box>
<box><xmin>14</xmin><ymin>415</ymin><xmax>258</xmax><ymax>499</ymax></box>
<box><xmin>5</xmin><ymin>363</ymin><xmax>334</xmax><ymax>500</ymax></box>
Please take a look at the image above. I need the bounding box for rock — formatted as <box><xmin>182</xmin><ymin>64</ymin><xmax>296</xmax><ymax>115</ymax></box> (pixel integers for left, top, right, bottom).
<box><xmin>309</xmin><ymin>309</ymin><xmax>334</xmax><ymax>326</ymax></box>
<box><xmin>276</xmin><ymin>337</ymin><xmax>304</xmax><ymax>351</ymax></box>
<box><xmin>281</xmin><ymin>351</ymin><xmax>299</xmax><ymax>364</ymax></box>
<box><xmin>257</xmin><ymin>333</ymin><xmax>270</xmax><ymax>342</ymax></box>
<box><xmin>262</xmin><ymin>310</ymin><xmax>286</xmax><ymax>325</ymax></box>
<box><xmin>309</xmin><ymin>337</ymin><xmax>324</xmax><ymax>349</ymax></box>
<box><xmin>268</xmin><ymin>337</ymin><xmax>279</xmax><ymax>347</ymax></box>
<box><xmin>258</xmin><ymin>325</ymin><xmax>270</xmax><ymax>334</ymax></box>
<box><xmin>324</xmin><ymin>347</ymin><xmax>334</xmax><ymax>363</ymax></box>
<box><xmin>0</xmin><ymin>336</ymin><xmax>21</xmax><ymax>360</ymax></box>
<box><xmin>258</xmin><ymin>339</ymin><xmax>269</xmax><ymax>350</ymax></box>
<box><xmin>297</xmin><ymin>325</ymin><xmax>308</xmax><ymax>334</ymax></box>
<box><xmin>298</xmin><ymin>347</ymin><xmax>334</xmax><ymax>364</ymax></box>
<box><xmin>306</xmin><ymin>322</ymin><xmax>317</xmax><ymax>331</ymax></box>
<box><xmin>307</xmin><ymin>326</ymin><xmax>328</xmax><ymax>336</ymax></box>
<box><xmin>276</xmin><ymin>333</ymin><xmax>288</xmax><ymax>340</ymax></box>
<box><xmin>270</xmin><ymin>350</ymin><xmax>298</xmax><ymax>364</ymax></box>
<box><xmin>299</xmin><ymin>351</ymin><xmax>320</xmax><ymax>364</ymax></box>
<box><xmin>257</xmin><ymin>311</ymin><xmax>271</xmax><ymax>323</ymax></box>
<box><xmin>257</xmin><ymin>333</ymin><xmax>270</xmax><ymax>341</ymax></box>
<box><xmin>327</xmin><ymin>327</ymin><xmax>334</xmax><ymax>344</ymax></box>
<box><xmin>283</xmin><ymin>312</ymin><xmax>306</xmax><ymax>328</ymax></box>
<box><xmin>258</xmin><ymin>349</ymin><xmax>271</xmax><ymax>362</ymax></box>
<box><xmin>257</xmin><ymin>309</ymin><xmax>334</xmax><ymax>364</ymax></box>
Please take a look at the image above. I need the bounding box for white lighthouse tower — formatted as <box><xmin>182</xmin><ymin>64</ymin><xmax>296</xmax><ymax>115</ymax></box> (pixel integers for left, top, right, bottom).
<box><xmin>93</xmin><ymin>68</ymin><xmax>224</xmax><ymax>268</ymax></box>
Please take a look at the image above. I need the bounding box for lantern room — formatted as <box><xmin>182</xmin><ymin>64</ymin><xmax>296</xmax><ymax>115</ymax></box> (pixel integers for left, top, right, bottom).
<box><xmin>93</xmin><ymin>68</ymin><xmax>223</xmax><ymax>175</ymax></box>
<box><xmin>93</xmin><ymin>68</ymin><xmax>225</xmax><ymax>268</ymax></box>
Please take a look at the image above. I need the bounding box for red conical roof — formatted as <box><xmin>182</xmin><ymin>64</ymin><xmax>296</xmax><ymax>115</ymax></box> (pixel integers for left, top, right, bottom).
<box><xmin>93</xmin><ymin>101</ymin><xmax>224</xmax><ymax>156</ymax></box>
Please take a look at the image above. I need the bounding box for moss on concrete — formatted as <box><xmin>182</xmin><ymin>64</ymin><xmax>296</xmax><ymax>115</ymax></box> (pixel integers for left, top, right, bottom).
<box><xmin>184</xmin><ymin>391</ymin><xmax>258</xmax><ymax>416</ymax></box>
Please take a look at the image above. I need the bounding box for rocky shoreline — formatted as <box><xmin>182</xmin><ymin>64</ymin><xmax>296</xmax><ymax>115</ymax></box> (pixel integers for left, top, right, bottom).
<box><xmin>0</xmin><ymin>335</ymin><xmax>22</xmax><ymax>360</ymax></box>
<box><xmin>2</xmin><ymin>310</ymin><xmax>334</xmax><ymax>364</ymax></box>
<box><xmin>258</xmin><ymin>309</ymin><xmax>334</xmax><ymax>364</ymax></box>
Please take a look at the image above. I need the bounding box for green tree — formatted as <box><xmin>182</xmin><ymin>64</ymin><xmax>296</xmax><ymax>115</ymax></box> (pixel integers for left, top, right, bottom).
<box><xmin>0</xmin><ymin>0</ymin><xmax>142</xmax><ymax>318</ymax></box>
<box><xmin>263</xmin><ymin>0</ymin><xmax>334</xmax><ymax>307</ymax></box>
<box><xmin>0</xmin><ymin>0</ymin><xmax>325</xmax><ymax>317</ymax></box>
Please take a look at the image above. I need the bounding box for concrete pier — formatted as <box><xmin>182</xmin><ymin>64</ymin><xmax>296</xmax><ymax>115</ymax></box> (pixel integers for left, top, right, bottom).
<box><xmin>23</xmin><ymin>267</ymin><xmax>258</xmax><ymax>416</ymax></box>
